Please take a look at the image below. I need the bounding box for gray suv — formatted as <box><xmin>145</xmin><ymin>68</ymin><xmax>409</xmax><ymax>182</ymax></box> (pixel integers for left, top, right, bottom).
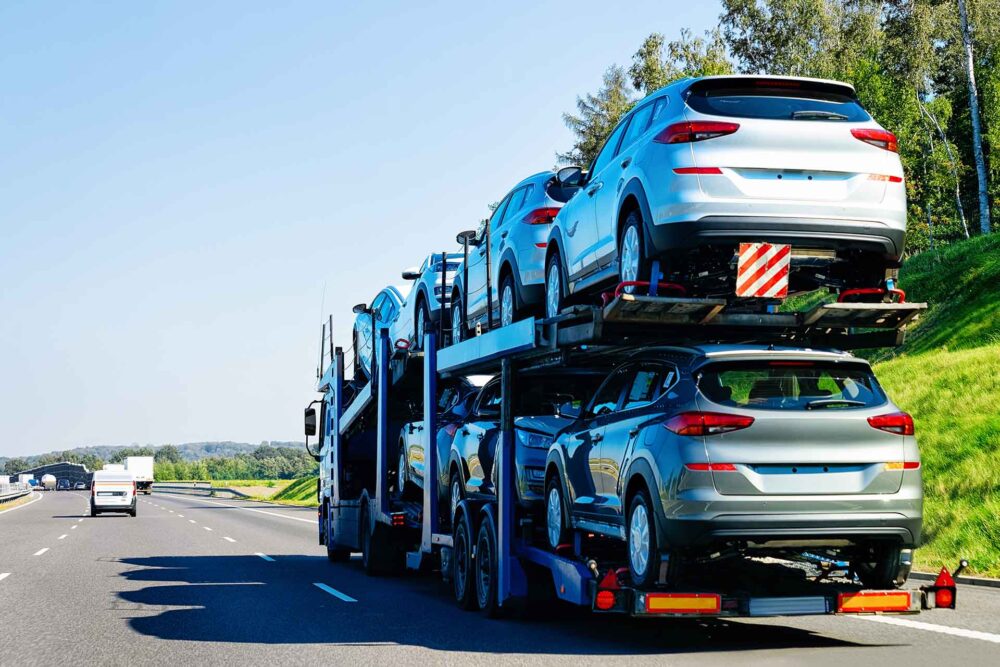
<box><xmin>544</xmin><ymin>344</ymin><xmax>921</xmax><ymax>590</ymax></box>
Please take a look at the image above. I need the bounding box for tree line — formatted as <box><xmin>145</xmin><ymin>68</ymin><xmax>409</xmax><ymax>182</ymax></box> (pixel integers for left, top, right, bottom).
<box><xmin>560</xmin><ymin>0</ymin><xmax>998</xmax><ymax>252</ymax></box>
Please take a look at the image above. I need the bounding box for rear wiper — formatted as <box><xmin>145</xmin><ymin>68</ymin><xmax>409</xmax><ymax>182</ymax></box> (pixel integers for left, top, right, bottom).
<box><xmin>805</xmin><ymin>398</ymin><xmax>866</xmax><ymax>409</ymax></box>
<box><xmin>791</xmin><ymin>110</ymin><xmax>849</xmax><ymax>121</ymax></box>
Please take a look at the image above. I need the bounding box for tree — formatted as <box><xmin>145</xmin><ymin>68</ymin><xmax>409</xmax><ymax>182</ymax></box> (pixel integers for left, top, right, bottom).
<box><xmin>154</xmin><ymin>445</ymin><xmax>183</xmax><ymax>464</ymax></box>
<box><xmin>558</xmin><ymin>65</ymin><xmax>635</xmax><ymax>167</ymax></box>
<box><xmin>3</xmin><ymin>458</ymin><xmax>29</xmax><ymax>475</ymax></box>
<box><xmin>957</xmin><ymin>0</ymin><xmax>992</xmax><ymax>234</ymax></box>
<box><xmin>629</xmin><ymin>29</ymin><xmax>733</xmax><ymax>95</ymax></box>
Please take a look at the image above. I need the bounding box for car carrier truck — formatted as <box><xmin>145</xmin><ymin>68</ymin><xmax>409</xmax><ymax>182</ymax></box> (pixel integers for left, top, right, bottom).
<box><xmin>304</xmin><ymin>270</ymin><xmax>961</xmax><ymax>620</ymax></box>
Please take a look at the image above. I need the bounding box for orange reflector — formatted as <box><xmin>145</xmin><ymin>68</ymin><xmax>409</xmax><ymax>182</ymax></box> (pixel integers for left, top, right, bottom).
<box><xmin>595</xmin><ymin>590</ymin><xmax>617</xmax><ymax>610</ymax></box>
<box><xmin>645</xmin><ymin>593</ymin><xmax>721</xmax><ymax>614</ymax></box>
<box><xmin>837</xmin><ymin>591</ymin><xmax>911</xmax><ymax>613</ymax></box>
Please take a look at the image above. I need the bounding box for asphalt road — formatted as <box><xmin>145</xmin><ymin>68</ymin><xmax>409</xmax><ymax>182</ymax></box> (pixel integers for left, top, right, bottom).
<box><xmin>2</xmin><ymin>490</ymin><xmax>999</xmax><ymax>666</ymax></box>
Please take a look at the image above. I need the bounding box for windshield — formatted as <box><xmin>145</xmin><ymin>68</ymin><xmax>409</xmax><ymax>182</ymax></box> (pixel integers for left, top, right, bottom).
<box><xmin>698</xmin><ymin>361</ymin><xmax>886</xmax><ymax>411</ymax></box>
<box><xmin>686</xmin><ymin>81</ymin><xmax>870</xmax><ymax>122</ymax></box>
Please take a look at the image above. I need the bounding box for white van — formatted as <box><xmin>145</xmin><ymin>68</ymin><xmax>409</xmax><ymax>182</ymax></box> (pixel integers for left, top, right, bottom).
<box><xmin>90</xmin><ymin>471</ymin><xmax>137</xmax><ymax>517</ymax></box>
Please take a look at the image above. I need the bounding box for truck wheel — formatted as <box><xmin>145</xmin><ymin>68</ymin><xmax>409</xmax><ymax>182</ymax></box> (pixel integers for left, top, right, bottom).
<box><xmin>452</xmin><ymin>510</ymin><xmax>478</xmax><ymax>610</ymax></box>
<box><xmin>627</xmin><ymin>488</ymin><xmax>662</xmax><ymax>589</ymax></box>
<box><xmin>852</xmin><ymin>543</ymin><xmax>905</xmax><ymax>589</ymax></box>
<box><xmin>475</xmin><ymin>513</ymin><xmax>501</xmax><ymax>617</ymax></box>
<box><xmin>360</xmin><ymin>507</ymin><xmax>378</xmax><ymax>575</ymax></box>
<box><xmin>325</xmin><ymin>503</ymin><xmax>351</xmax><ymax>563</ymax></box>
<box><xmin>545</xmin><ymin>477</ymin><xmax>571</xmax><ymax>550</ymax></box>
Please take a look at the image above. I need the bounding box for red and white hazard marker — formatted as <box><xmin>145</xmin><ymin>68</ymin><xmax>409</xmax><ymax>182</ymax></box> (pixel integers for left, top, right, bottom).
<box><xmin>736</xmin><ymin>242</ymin><xmax>791</xmax><ymax>298</ymax></box>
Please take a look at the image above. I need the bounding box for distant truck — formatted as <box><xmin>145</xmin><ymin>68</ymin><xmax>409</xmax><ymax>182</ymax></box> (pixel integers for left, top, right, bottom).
<box><xmin>40</xmin><ymin>474</ymin><xmax>56</xmax><ymax>491</ymax></box>
<box><xmin>103</xmin><ymin>464</ymin><xmax>126</xmax><ymax>472</ymax></box>
<box><xmin>125</xmin><ymin>457</ymin><xmax>154</xmax><ymax>495</ymax></box>
<box><xmin>18</xmin><ymin>474</ymin><xmax>34</xmax><ymax>485</ymax></box>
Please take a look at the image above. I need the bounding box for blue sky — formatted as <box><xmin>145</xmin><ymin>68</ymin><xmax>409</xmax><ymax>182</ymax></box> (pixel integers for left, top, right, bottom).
<box><xmin>0</xmin><ymin>1</ymin><xmax>721</xmax><ymax>456</ymax></box>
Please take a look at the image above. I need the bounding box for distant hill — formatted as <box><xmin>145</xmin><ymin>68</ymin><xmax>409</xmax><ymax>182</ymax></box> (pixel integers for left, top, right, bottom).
<box><xmin>0</xmin><ymin>441</ymin><xmax>306</xmax><ymax>467</ymax></box>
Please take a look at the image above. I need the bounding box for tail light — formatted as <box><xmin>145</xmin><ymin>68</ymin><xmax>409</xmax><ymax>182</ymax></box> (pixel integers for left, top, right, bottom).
<box><xmin>684</xmin><ymin>462</ymin><xmax>737</xmax><ymax>472</ymax></box>
<box><xmin>852</xmin><ymin>128</ymin><xmax>898</xmax><ymax>153</ymax></box>
<box><xmin>523</xmin><ymin>207</ymin><xmax>560</xmax><ymax>224</ymax></box>
<box><xmin>665</xmin><ymin>412</ymin><xmax>754</xmax><ymax>436</ymax></box>
<box><xmin>655</xmin><ymin>121</ymin><xmax>739</xmax><ymax>144</ymax></box>
<box><xmin>132</xmin><ymin>481</ymin><xmax>137</xmax><ymax>495</ymax></box>
<box><xmin>673</xmin><ymin>167</ymin><xmax>723</xmax><ymax>175</ymax></box>
<box><xmin>867</xmin><ymin>412</ymin><xmax>914</xmax><ymax>436</ymax></box>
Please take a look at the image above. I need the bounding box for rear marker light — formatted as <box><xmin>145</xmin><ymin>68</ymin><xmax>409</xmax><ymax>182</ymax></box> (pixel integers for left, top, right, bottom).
<box><xmin>868</xmin><ymin>412</ymin><xmax>914</xmax><ymax>436</ymax></box>
<box><xmin>852</xmin><ymin>128</ymin><xmax>899</xmax><ymax>153</ymax></box>
<box><xmin>837</xmin><ymin>591</ymin><xmax>911</xmax><ymax>613</ymax></box>
<box><xmin>685</xmin><ymin>463</ymin><xmax>737</xmax><ymax>472</ymax></box>
<box><xmin>931</xmin><ymin>567</ymin><xmax>957</xmax><ymax>609</ymax></box>
<box><xmin>644</xmin><ymin>593</ymin><xmax>721</xmax><ymax>614</ymax></box>
<box><xmin>595</xmin><ymin>590</ymin><xmax>617</xmax><ymax>610</ymax></box>
<box><xmin>524</xmin><ymin>207</ymin><xmax>560</xmax><ymax>225</ymax></box>
<box><xmin>885</xmin><ymin>461</ymin><xmax>921</xmax><ymax>471</ymax></box>
<box><xmin>673</xmin><ymin>167</ymin><xmax>723</xmax><ymax>175</ymax></box>
<box><xmin>665</xmin><ymin>412</ymin><xmax>754</xmax><ymax>436</ymax></box>
<box><xmin>535</xmin><ymin>242</ymin><xmax>547</xmax><ymax>248</ymax></box>
<box><xmin>869</xmin><ymin>174</ymin><xmax>903</xmax><ymax>183</ymax></box>
<box><xmin>655</xmin><ymin>121</ymin><xmax>739</xmax><ymax>144</ymax></box>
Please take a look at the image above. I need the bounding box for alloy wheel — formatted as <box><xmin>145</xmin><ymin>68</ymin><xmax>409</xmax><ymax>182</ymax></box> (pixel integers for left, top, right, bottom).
<box><xmin>500</xmin><ymin>283</ymin><xmax>514</xmax><ymax>327</ymax></box>
<box><xmin>451</xmin><ymin>478</ymin><xmax>462</xmax><ymax>520</ymax></box>
<box><xmin>629</xmin><ymin>503</ymin><xmax>650</xmax><ymax>578</ymax></box>
<box><xmin>546</xmin><ymin>486</ymin><xmax>563</xmax><ymax>549</ymax></box>
<box><xmin>416</xmin><ymin>305</ymin><xmax>425</xmax><ymax>349</ymax></box>
<box><xmin>546</xmin><ymin>263</ymin><xmax>561</xmax><ymax>318</ymax></box>
<box><xmin>621</xmin><ymin>225</ymin><xmax>640</xmax><ymax>293</ymax></box>
<box><xmin>451</xmin><ymin>303</ymin><xmax>462</xmax><ymax>343</ymax></box>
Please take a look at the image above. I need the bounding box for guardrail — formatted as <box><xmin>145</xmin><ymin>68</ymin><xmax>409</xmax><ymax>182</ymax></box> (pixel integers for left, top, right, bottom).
<box><xmin>153</xmin><ymin>482</ymin><xmax>250</xmax><ymax>499</ymax></box>
<box><xmin>0</xmin><ymin>482</ymin><xmax>32</xmax><ymax>504</ymax></box>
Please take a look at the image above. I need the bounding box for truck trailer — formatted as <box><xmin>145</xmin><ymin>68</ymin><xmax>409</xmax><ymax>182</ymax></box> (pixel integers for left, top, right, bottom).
<box><xmin>125</xmin><ymin>456</ymin><xmax>154</xmax><ymax>494</ymax></box>
<box><xmin>305</xmin><ymin>279</ymin><xmax>961</xmax><ymax>620</ymax></box>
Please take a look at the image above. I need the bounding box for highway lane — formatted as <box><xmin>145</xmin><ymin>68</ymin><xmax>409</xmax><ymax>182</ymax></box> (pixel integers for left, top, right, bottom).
<box><xmin>2</xmin><ymin>490</ymin><xmax>999</xmax><ymax>666</ymax></box>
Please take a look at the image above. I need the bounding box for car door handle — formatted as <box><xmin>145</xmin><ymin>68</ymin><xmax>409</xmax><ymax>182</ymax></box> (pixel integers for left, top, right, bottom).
<box><xmin>500</xmin><ymin>232</ymin><xmax>508</xmax><ymax>239</ymax></box>
<box><xmin>460</xmin><ymin>428</ymin><xmax>469</xmax><ymax>436</ymax></box>
<box><xmin>620</xmin><ymin>157</ymin><xmax>632</xmax><ymax>169</ymax></box>
<box><xmin>586</xmin><ymin>182</ymin><xmax>603</xmax><ymax>197</ymax></box>
<box><xmin>629</xmin><ymin>427</ymin><xmax>640</xmax><ymax>437</ymax></box>
<box><xmin>591</xmin><ymin>432</ymin><xmax>603</xmax><ymax>443</ymax></box>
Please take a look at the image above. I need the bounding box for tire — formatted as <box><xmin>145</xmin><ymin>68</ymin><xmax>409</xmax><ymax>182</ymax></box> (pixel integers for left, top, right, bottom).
<box><xmin>475</xmin><ymin>513</ymin><xmax>501</xmax><ymax>617</ymax></box>
<box><xmin>627</xmin><ymin>488</ymin><xmax>662</xmax><ymax>589</ymax></box>
<box><xmin>451</xmin><ymin>297</ymin><xmax>465</xmax><ymax>344</ymax></box>
<box><xmin>544</xmin><ymin>476</ymin><xmax>571</xmax><ymax>550</ymax></box>
<box><xmin>395</xmin><ymin>444</ymin><xmax>413</xmax><ymax>500</ymax></box>
<box><xmin>450</xmin><ymin>475</ymin><xmax>464</xmax><ymax>527</ymax></box>
<box><xmin>325</xmin><ymin>502</ymin><xmax>351</xmax><ymax>563</ymax></box>
<box><xmin>545</xmin><ymin>250</ymin><xmax>564</xmax><ymax>319</ymax></box>
<box><xmin>90</xmin><ymin>504</ymin><xmax>98</xmax><ymax>518</ymax></box>
<box><xmin>852</xmin><ymin>543</ymin><xmax>905</xmax><ymax>589</ymax></box>
<box><xmin>415</xmin><ymin>298</ymin><xmax>430</xmax><ymax>351</ymax></box>
<box><xmin>452</xmin><ymin>510</ymin><xmax>478</xmax><ymax>610</ymax></box>
<box><xmin>619</xmin><ymin>210</ymin><xmax>650</xmax><ymax>294</ymax></box>
<box><xmin>129</xmin><ymin>505</ymin><xmax>137</xmax><ymax>518</ymax></box>
<box><xmin>499</xmin><ymin>273</ymin><xmax>518</xmax><ymax>327</ymax></box>
<box><xmin>360</xmin><ymin>506</ymin><xmax>377</xmax><ymax>576</ymax></box>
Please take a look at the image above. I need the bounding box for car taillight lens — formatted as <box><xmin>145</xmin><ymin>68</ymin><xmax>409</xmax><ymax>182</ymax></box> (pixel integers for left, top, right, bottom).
<box><xmin>523</xmin><ymin>207</ymin><xmax>560</xmax><ymax>224</ymax></box>
<box><xmin>684</xmin><ymin>462</ymin><xmax>737</xmax><ymax>472</ymax></box>
<box><xmin>851</xmin><ymin>128</ymin><xmax>898</xmax><ymax>153</ymax></box>
<box><xmin>664</xmin><ymin>412</ymin><xmax>754</xmax><ymax>436</ymax></box>
<box><xmin>867</xmin><ymin>412</ymin><xmax>914</xmax><ymax>436</ymax></box>
<box><xmin>655</xmin><ymin>121</ymin><xmax>739</xmax><ymax>144</ymax></box>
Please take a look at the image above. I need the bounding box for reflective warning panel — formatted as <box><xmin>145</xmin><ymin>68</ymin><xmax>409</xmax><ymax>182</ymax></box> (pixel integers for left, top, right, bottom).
<box><xmin>736</xmin><ymin>242</ymin><xmax>791</xmax><ymax>298</ymax></box>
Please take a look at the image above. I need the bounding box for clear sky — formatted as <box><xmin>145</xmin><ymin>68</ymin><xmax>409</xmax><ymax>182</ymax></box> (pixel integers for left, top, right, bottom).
<box><xmin>0</xmin><ymin>1</ymin><xmax>721</xmax><ymax>457</ymax></box>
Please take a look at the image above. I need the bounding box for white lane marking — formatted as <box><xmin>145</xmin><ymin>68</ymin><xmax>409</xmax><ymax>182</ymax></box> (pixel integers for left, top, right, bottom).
<box><xmin>0</xmin><ymin>491</ymin><xmax>43</xmax><ymax>515</ymax></box>
<box><xmin>188</xmin><ymin>519</ymin><xmax>197</xmax><ymax>524</ymax></box>
<box><xmin>77</xmin><ymin>518</ymin><xmax>84</xmax><ymax>522</ymax></box>
<box><xmin>314</xmin><ymin>582</ymin><xmax>357</xmax><ymax>603</ymax></box>
<box><xmin>58</xmin><ymin>534</ymin><xmax>67</xmax><ymax>540</ymax></box>
<box><xmin>178</xmin><ymin>514</ymin><xmax>185</xmax><ymax>518</ymax></box>
<box><xmin>223</xmin><ymin>536</ymin><xmax>236</xmax><ymax>543</ymax></box>
<box><xmin>0</xmin><ymin>573</ymin><xmax>10</xmax><ymax>582</ymax></box>
<box><xmin>168</xmin><ymin>510</ymin><xmax>174</xmax><ymax>513</ymax></box>
<box><xmin>255</xmin><ymin>553</ymin><xmax>275</xmax><ymax>562</ymax></box>
<box><xmin>854</xmin><ymin>615</ymin><xmax>1000</xmax><ymax>644</ymax></box>
<box><xmin>71</xmin><ymin>525</ymin><xmax>78</xmax><ymax>530</ymax></box>
<box><xmin>159</xmin><ymin>494</ymin><xmax>314</xmax><ymax>524</ymax></box>
<box><xmin>203</xmin><ymin>526</ymin><xmax>213</xmax><ymax>531</ymax></box>
<box><xmin>33</xmin><ymin>548</ymin><xmax>49</xmax><ymax>556</ymax></box>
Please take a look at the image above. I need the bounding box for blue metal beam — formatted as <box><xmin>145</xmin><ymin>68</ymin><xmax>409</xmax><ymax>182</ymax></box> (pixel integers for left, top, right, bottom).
<box><xmin>375</xmin><ymin>328</ymin><xmax>390</xmax><ymax>519</ymax></box>
<box><xmin>420</xmin><ymin>332</ymin><xmax>438</xmax><ymax>555</ymax></box>
<box><xmin>437</xmin><ymin>317</ymin><xmax>538</xmax><ymax>375</ymax></box>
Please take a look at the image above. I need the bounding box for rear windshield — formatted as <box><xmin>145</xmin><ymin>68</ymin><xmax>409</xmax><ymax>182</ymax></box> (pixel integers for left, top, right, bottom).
<box><xmin>698</xmin><ymin>361</ymin><xmax>886</xmax><ymax>411</ymax></box>
<box><xmin>686</xmin><ymin>80</ymin><xmax>870</xmax><ymax>122</ymax></box>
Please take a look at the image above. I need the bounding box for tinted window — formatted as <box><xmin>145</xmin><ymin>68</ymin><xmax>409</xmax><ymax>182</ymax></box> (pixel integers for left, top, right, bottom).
<box><xmin>476</xmin><ymin>382</ymin><xmax>502</xmax><ymax>415</ymax></box>
<box><xmin>650</xmin><ymin>97</ymin><xmax>668</xmax><ymax>125</ymax></box>
<box><xmin>590</xmin><ymin>119</ymin><xmax>629</xmax><ymax>175</ymax></box>
<box><xmin>686</xmin><ymin>83</ymin><xmax>870</xmax><ymax>122</ymax></box>
<box><xmin>515</xmin><ymin>372</ymin><xmax>604</xmax><ymax>416</ymax></box>
<box><xmin>622</xmin><ymin>364</ymin><xmax>675</xmax><ymax>410</ymax></box>
<box><xmin>698</xmin><ymin>361</ymin><xmax>887</xmax><ymax>410</ymax></box>
<box><xmin>620</xmin><ymin>103</ymin><xmax>654</xmax><ymax>151</ymax></box>
<box><xmin>514</xmin><ymin>184</ymin><xmax>534</xmax><ymax>211</ymax></box>
<box><xmin>489</xmin><ymin>194</ymin><xmax>513</xmax><ymax>232</ymax></box>
<box><xmin>375</xmin><ymin>293</ymin><xmax>397</xmax><ymax>322</ymax></box>
<box><xmin>589</xmin><ymin>369</ymin><xmax>629</xmax><ymax>416</ymax></box>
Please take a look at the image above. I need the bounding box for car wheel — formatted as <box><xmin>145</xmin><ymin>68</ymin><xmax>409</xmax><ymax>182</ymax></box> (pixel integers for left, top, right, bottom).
<box><xmin>451</xmin><ymin>298</ymin><xmax>464</xmax><ymax>344</ymax></box>
<box><xmin>499</xmin><ymin>274</ymin><xmax>517</xmax><ymax>327</ymax></box>
<box><xmin>545</xmin><ymin>477</ymin><xmax>571</xmax><ymax>550</ymax></box>
<box><xmin>627</xmin><ymin>488</ymin><xmax>662</xmax><ymax>589</ymax></box>
<box><xmin>619</xmin><ymin>211</ymin><xmax>650</xmax><ymax>294</ymax></box>
<box><xmin>545</xmin><ymin>251</ymin><xmax>564</xmax><ymax>319</ymax></box>
<box><xmin>852</xmin><ymin>543</ymin><xmax>905</xmax><ymax>589</ymax></box>
<box><xmin>415</xmin><ymin>299</ymin><xmax>430</xmax><ymax>351</ymax></box>
<box><xmin>476</xmin><ymin>513</ymin><xmax>501</xmax><ymax>617</ymax></box>
<box><xmin>452</xmin><ymin>509</ymin><xmax>478</xmax><ymax>610</ymax></box>
<box><xmin>129</xmin><ymin>505</ymin><xmax>137</xmax><ymax>518</ymax></box>
<box><xmin>450</xmin><ymin>475</ymin><xmax>464</xmax><ymax>525</ymax></box>
<box><xmin>395</xmin><ymin>445</ymin><xmax>412</xmax><ymax>500</ymax></box>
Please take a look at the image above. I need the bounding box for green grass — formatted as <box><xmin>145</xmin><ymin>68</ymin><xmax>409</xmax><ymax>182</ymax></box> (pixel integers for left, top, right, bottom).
<box><xmin>263</xmin><ymin>477</ymin><xmax>318</xmax><ymax>507</ymax></box>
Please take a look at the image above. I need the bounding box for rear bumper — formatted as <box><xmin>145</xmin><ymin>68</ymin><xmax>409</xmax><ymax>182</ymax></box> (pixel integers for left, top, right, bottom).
<box><xmin>647</xmin><ymin>216</ymin><xmax>905</xmax><ymax>260</ymax></box>
<box><xmin>660</xmin><ymin>512</ymin><xmax>922</xmax><ymax>550</ymax></box>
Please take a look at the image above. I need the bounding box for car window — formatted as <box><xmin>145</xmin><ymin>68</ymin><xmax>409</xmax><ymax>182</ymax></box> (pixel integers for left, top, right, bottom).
<box><xmin>590</xmin><ymin>117</ymin><xmax>629</xmax><ymax>176</ymax></box>
<box><xmin>620</xmin><ymin>103</ymin><xmax>654</xmax><ymax>151</ymax></box>
<box><xmin>622</xmin><ymin>364</ymin><xmax>666</xmax><ymax>410</ymax></box>
<box><xmin>698</xmin><ymin>361</ymin><xmax>887</xmax><ymax>410</ymax></box>
<box><xmin>685</xmin><ymin>80</ymin><xmax>870</xmax><ymax>122</ymax></box>
<box><xmin>514</xmin><ymin>372</ymin><xmax>605</xmax><ymax>416</ymax></box>
<box><xmin>489</xmin><ymin>194</ymin><xmax>513</xmax><ymax>233</ymax></box>
<box><xmin>513</xmin><ymin>184</ymin><xmax>534</xmax><ymax>212</ymax></box>
<box><xmin>375</xmin><ymin>292</ymin><xmax>397</xmax><ymax>323</ymax></box>
<box><xmin>476</xmin><ymin>381</ymin><xmax>502</xmax><ymax>416</ymax></box>
<box><xmin>588</xmin><ymin>368</ymin><xmax>629</xmax><ymax>416</ymax></box>
<box><xmin>649</xmin><ymin>97</ymin><xmax>668</xmax><ymax>125</ymax></box>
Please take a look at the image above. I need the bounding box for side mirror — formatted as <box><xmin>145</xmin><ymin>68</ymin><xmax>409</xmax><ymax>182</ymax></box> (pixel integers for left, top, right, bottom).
<box><xmin>555</xmin><ymin>401</ymin><xmax>581</xmax><ymax>420</ymax></box>
<box><xmin>556</xmin><ymin>166</ymin><xmax>585</xmax><ymax>188</ymax></box>
<box><xmin>304</xmin><ymin>407</ymin><xmax>317</xmax><ymax>436</ymax></box>
<box><xmin>401</xmin><ymin>266</ymin><xmax>420</xmax><ymax>281</ymax></box>
<box><xmin>456</xmin><ymin>230</ymin><xmax>478</xmax><ymax>247</ymax></box>
<box><xmin>352</xmin><ymin>303</ymin><xmax>369</xmax><ymax>315</ymax></box>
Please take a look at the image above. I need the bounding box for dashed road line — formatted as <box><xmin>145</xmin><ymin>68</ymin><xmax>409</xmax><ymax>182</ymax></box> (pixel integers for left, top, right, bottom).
<box><xmin>854</xmin><ymin>615</ymin><xmax>1000</xmax><ymax>644</ymax></box>
<box><xmin>57</xmin><ymin>534</ymin><xmax>67</xmax><ymax>540</ymax></box>
<box><xmin>314</xmin><ymin>582</ymin><xmax>357</xmax><ymax>602</ymax></box>
<box><xmin>203</xmin><ymin>526</ymin><xmax>213</xmax><ymax>531</ymax></box>
<box><xmin>0</xmin><ymin>573</ymin><xmax>10</xmax><ymax>582</ymax></box>
<box><xmin>188</xmin><ymin>519</ymin><xmax>197</xmax><ymax>524</ymax></box>
<box><xmin>33</xmin><ymin>548</ymin><xmax>49</xmax><ymax>556</ymax></box>
<box><xmin>223</xmin><ymin>537</ymin><xmax>236</xmax><ymax>543</ymax></box>
<box><xmin>71</xmin><ymin>525</ymin><xmax>78</xmax><ymax>530</ymax></box>
<box><xmin>178</xmin><ymin>514</ymin><xmax>185</xmax><ymax>518</ymax></box>
<box><xmin>77</xmin><ymin>518</ymin><xmax>83</xmax><ymax>523</ymax></box>
<box><xmin>161</xmin><ymin>494</ymin><xmax>315</xmax><ymax>524</ymax></box>
<box><xmin>255</xmin><ymin>553</ymin><xmax>275</xmax><ymax>562</ymax></box>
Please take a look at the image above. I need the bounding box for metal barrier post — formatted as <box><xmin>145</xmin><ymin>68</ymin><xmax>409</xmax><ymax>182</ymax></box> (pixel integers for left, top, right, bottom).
<box><xmin>375</xmin><ymin>328</ymin><xmax>391</xmax><ymax>519</ymax></box>
<box><xmin>498</xmin><ymin>357</ymin><xmax>515</xmax><ymax>604</ymax></box>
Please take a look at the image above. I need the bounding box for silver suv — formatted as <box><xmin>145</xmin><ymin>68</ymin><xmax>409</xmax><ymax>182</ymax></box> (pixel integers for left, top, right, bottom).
<box><xmin>451</xmin><ymin>171</ymin><xmax>579</xmax><ymax>341</ymax></box>
<box><xmin>544</xmin><ymin>344</ymin><xmax>921</xmax><ymax>589</ymax></box>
